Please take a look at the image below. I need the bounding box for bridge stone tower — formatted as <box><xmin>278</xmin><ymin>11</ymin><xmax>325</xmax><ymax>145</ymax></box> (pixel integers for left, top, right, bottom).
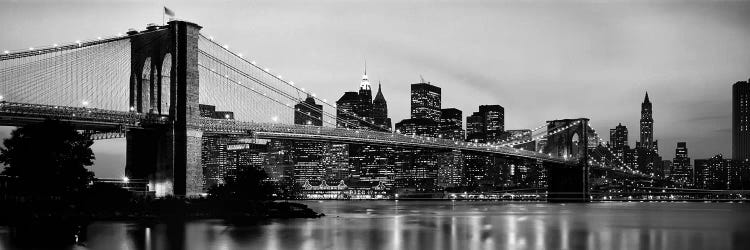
<box><xmin>543</xmin><ymin>118</ymin><xmax>590</xmax><ymax>202</ymax></box>
<box><xmin>125</xmin><ymin>21</ymin><xmax>203</xmax><ymax>197</ymax></box>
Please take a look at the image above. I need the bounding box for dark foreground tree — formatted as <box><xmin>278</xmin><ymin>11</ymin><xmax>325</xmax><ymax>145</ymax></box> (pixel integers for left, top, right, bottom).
<box><xmin>208</xmin><ymin>167</ymin><xmax>275</xmax><ymax>200</ymax></box>
<box><xmin>0</xmin><ymin>119</ymin><xmax>95</xmax><ymax>197</ymax></box>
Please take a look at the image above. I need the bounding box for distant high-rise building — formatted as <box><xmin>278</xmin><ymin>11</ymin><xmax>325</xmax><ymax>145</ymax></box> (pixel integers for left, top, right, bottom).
<box><xmin>321</xmin><ymin>143</ymin><xmax>350</xmax><ymax>182</ymax></box>
<box><xmin>694</xmin><ymin>154</ymin><xmax>731</xmax><ymax>190</ymax></box>
<box><xmin>199</xmin><ymin>105</ymin><xmax>237</xmax><ymax>190</ymax></box>
<box><xmin>672</xmin><ymin>142</ymin><xmax>692</xmax><ymax>185</ymax></box>
<box><xmin>358</xmin><ymin>66</ymin><xmax>373</xmax><ymax>124</ymax></box>
<box><xmin>464</xmin><ymin>105</ymin><xmax>505</xmax><ymax>143</ymax></box>
<box><xmin>479</xmin><ymin>105</ymin><xmax>505</xmax><ymax>143</ymax></box>
<box><xmin>609</xmin><ymin>123</ymin><xmax>628</xmax><ymax>151</ymax></box>
<box><xmin>439</xmin><ymin>108</ymin><xmax>463</xmax><ymax>141</ymax></box>
<box><xmin>504</xmin><ymin>129</ymin><xmax>534</xmax><ymax>151</ymax></box>
<box><xmin>292</xmin><ymin>95</ymin><xmax>326</xmax><ymax>185</ymax></box>
<box><xmin>294</xmin><ymin>94</ymin><xmax>323</xmax><ymax>126</ymax></box>
<box><xmin>638</xmin><ymin>92</ymin><xmax>658</xmax><ymax>152</ymax></box>
<box><xmin>372</xmin><ymin>82</ymin><xmax>392</xmax><ymax>131</ymax></box>
<box><xmin>336</xmin><ymin>92</ymin><xmax>361</xmax><ymax>129</ymax></box>
<box><xmin>437</xmin><ymin>150</ymin><xmax>463</xmax><ymax>188</ymax></box>
<box><xmin>335</xmin><ymin>67</ymin><xmax>391</xmax><ymax>131</ymax></box>
<box><xmin>733</xmin><ymin>79</ymin><xmax>750</xmax><ymax>161</ymax></box>
<box><xmin>199</xmin><ymin>104</ymin><xmax>235</xmax><ymax>120</ymax></box>
<box><xmin>466</xmin><ymin>112</ymin><xmax>485</xmax><ymax>142</ymax></box>
<box><xmin>395</xmin><ymin>118</ymin><xmax>438</xmax><ymax>138</ymax></box>
<box><xmin>410</xmin><ymin>81</ymin><xmax>441</xmax><ymax>123</ymax></box>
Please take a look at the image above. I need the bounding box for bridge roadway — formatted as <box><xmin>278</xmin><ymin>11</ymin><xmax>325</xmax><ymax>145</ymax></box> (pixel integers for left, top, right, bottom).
<box><xmin>0</xmin><ymin>101</ymin><xmax>569</xmax><ymax>163</ymax></box>
<box><xmin>0</xmin><ymin>101</ymin><xmax>656</xmax><ymax>178</ymax></box>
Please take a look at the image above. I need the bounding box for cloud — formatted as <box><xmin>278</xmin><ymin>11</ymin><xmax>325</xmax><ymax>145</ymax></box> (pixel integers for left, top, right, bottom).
<box><xmin>684</xmin><ymin>115</ymin><xmax>729</xmax><ymax>122</ymax></box>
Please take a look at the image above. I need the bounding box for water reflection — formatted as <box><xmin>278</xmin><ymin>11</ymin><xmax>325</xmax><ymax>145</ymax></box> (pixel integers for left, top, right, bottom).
<box><xmin>1</xmin><ymin>201</ymin><xmax>749</xmax><ymax>250</ymax></box>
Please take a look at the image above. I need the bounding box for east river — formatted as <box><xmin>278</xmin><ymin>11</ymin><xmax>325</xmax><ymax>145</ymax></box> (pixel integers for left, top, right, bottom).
<box><xmin>1</xmin><ymin>201</ymin><xmax>749</xmax><ymax>250</ymax></box>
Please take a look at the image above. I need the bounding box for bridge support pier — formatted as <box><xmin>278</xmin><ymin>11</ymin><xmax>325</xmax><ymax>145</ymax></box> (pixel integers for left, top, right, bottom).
<box><xmin>546</xmin><ymin>163</ymin><xmax>590</xmax><ymax>202</ymax></box>
<box><xmin>125</xmin><ymin>20</ymin><xmax>203</xmax><ymax>197</ymax></box>
<box><xmin>542</xmin><ymin>118</ymin><xmax>591</xmax><ymax>202</ymax></box>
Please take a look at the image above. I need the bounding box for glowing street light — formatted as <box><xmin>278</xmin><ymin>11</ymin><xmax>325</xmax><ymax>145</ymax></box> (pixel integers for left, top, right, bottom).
<box><xmin>122</xmin><ymin>176</ymin><xmax>130</xmax><ymax>183</ymax></box>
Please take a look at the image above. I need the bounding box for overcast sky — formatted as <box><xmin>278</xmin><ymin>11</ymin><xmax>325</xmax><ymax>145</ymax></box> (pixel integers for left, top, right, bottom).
<box><xmin>1</xmin><ymin>0</ymin><xmax>749</xmax><ymax>178</ymax></box>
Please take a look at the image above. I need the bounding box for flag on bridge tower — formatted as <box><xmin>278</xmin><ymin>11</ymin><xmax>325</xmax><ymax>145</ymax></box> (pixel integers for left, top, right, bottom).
<box><xmin>164</xmin><ymin>6</ymin><xmax>175</xmax><ymax>17</ymax></box>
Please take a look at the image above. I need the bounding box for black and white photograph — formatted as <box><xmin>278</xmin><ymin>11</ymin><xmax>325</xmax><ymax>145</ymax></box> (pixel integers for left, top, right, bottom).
<box><xmin>1</xmin><ymin>0</ymin><xmax>749</xmax><ymax>249</ymax></box>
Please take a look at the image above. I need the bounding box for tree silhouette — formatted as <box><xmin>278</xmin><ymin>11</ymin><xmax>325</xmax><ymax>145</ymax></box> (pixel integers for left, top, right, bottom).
<box><xmin>0</xmin><ymin>119</ymin><xmax>95</xmax><ymax>196</ymax></box>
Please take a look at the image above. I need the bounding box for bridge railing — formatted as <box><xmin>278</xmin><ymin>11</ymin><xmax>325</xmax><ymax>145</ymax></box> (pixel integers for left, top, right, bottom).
<box><xmin>0</xmin><ymin>102</ymin><xmax>168</xmax><ymax>127</ymax></box>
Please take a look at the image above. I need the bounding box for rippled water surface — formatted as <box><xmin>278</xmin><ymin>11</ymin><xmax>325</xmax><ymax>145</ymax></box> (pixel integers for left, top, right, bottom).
<box><xmin>2</xmin><ymin>201</ymin><xmax>750</xmax><ymax>250</ymax></box>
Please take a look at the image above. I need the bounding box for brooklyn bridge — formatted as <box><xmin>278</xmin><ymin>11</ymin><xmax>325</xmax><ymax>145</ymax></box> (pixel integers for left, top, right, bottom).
<box><xmin>0</xmin><ymin>20</ymin><xmax>654</xmax><ymax>202</ymax></box>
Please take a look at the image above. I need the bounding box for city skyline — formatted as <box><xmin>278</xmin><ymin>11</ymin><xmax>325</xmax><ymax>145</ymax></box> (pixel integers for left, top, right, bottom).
<box><xmin>1</xmin><ymin>0</ymin><xmax>750</xmax><ymax>178</ymax></box>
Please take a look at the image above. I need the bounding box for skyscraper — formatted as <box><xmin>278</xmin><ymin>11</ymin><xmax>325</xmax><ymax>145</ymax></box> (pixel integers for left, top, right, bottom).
<box><xmin>638</xmin><ymin>92</ymin><xmax>658</xmax><ymax>152</ymax></box>
<box><xmin>358</xmin><ymin>66</ymin><xmax>373</xmax><ymax>124</ymax></box>
<box><xmin>733</xmin><ymin>79</ymin><xmax>750</xmax><ymax>161</ymax></box>
<box><xmin>479</xmin><ymin>105</ymin><xmax>505</xmax><ymax>143</ymax></box>
<box><xmin>608</xmin><ymin>123</ymin><xmax>631</xmax><ymax>167</ymax></box>
<box><xmin>672</xmin><ymin>142</ymin><xmax>692</xmax><ymax>185</ymax></box>
<box><xmin>294</xmin><ymin>94</ymin><xmax>323</xmax><ymax>126</ymax></box>
<box><xmin>439</xmin><ymin>108</ymin><xmax>463</xmax><ymax>141</ymax></box>
<box><xmin>372</xmin><ymin>82</ymin><xmax>392</xmax><ymax>131</ymax></box>
<box><xmin>410</xmin><ymin>81</ymin><xmax>441</xmax><ymax>123</ymax></box>
<box><xmin>464</xmin><ymin>105</ymin><xmax>505</xmax><ymax>143</ymax></box>
<box><xmin>336</xmin><ymin>92</ymin><xmax>362</xmax><ymax>129</ymax></box>
<box><xmin>466</xmin><ymin>112</ymin><xmax>484</xmax><ymax>142</ymax></box>
<box><xmin>292</xmin><ymin>96</ymin><xmax>326</xmax><ymax>185</ymax></box>
<box><xmin>335</xmin><ymin>67</ymin><xmax>391</xmax><ymax>131</ymax></box>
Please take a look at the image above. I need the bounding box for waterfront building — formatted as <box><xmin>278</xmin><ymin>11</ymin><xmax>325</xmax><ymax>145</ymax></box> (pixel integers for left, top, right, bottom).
<box><xmin>694</xmin><ymin>154</ymin><xmax>731</xmax><ymax>190</ymax></box>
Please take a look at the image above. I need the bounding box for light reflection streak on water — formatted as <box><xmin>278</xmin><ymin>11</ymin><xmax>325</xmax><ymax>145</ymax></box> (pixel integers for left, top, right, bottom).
<box><xmin>3</xmin><ymin>201</ymin><xmax>749</xmax><ymax>250</ymax></box>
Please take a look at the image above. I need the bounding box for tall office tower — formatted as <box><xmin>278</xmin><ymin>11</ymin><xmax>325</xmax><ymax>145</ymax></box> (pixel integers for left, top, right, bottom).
<box><xmin>479</xmin><ymin>105</ymin><xmax>505</xmax><ymax>143</ymax></box>
<box><xmin>638</xmin><ymin>92</ymin><xmax>658</xmax><ymax>152</ymax></box>
<box><xmin>294</xmin><ymin>94</ymin><xmax>323</xmax><ymax>126</ymax></box>
<box><xmin>410</xmin><ymin>81</ymin><xmax>441</xmax><ymax>122</ymax></box>
<box><xmin>358</xmin><ymin>66</ymin><xmax>373</xmax><ymax>124</ymax></box>
<box><xmin>672</xmin><ymin>142</ymin><xmax>692</xmax><ymax>185</ymax></box>
<box><xmin>733</xmin><ymin>79</ymin><xmax>750</xmax><ymax>161</ymax></box>
<box><xmin>372</xmin><ymin>82</ymin><xmax>392</xmax><ymax>131</ymax></box>
<box><xmin>466</xmin><ymin>112</ymin><xmax>485</xmax><ymax>142</ymax></box>
<box><xmin>609</xmin><ymin>123</ymin><xmax>628</xmax><ymax>150</ymax></box>
<box><xmin>694</xmin><ymin>154</ymin><xmax>731</xmax><ymax>190</ymax></box>
<box><xmin>336</xmin><ymin>92</ymin><xmax>361</xmax><ymax>129</ymax></box>
<box><xmin>609</xmin><ymin>123</ymin><xmax>629</xmax><ymax>163</ymax></box>
<box><xmin>292</xmin><ymin>95</ymin><xmax>325</xmax><ymax>184</ymax></box>
<box><xmin>439</xmin><ymin>108</ymin><xmax>464</xmax><ymax>141</ymax></box>
<box><xmin>464</xmin><ymin>105</ymin><xmax>505</xmax><ymax>143</ymax></box>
